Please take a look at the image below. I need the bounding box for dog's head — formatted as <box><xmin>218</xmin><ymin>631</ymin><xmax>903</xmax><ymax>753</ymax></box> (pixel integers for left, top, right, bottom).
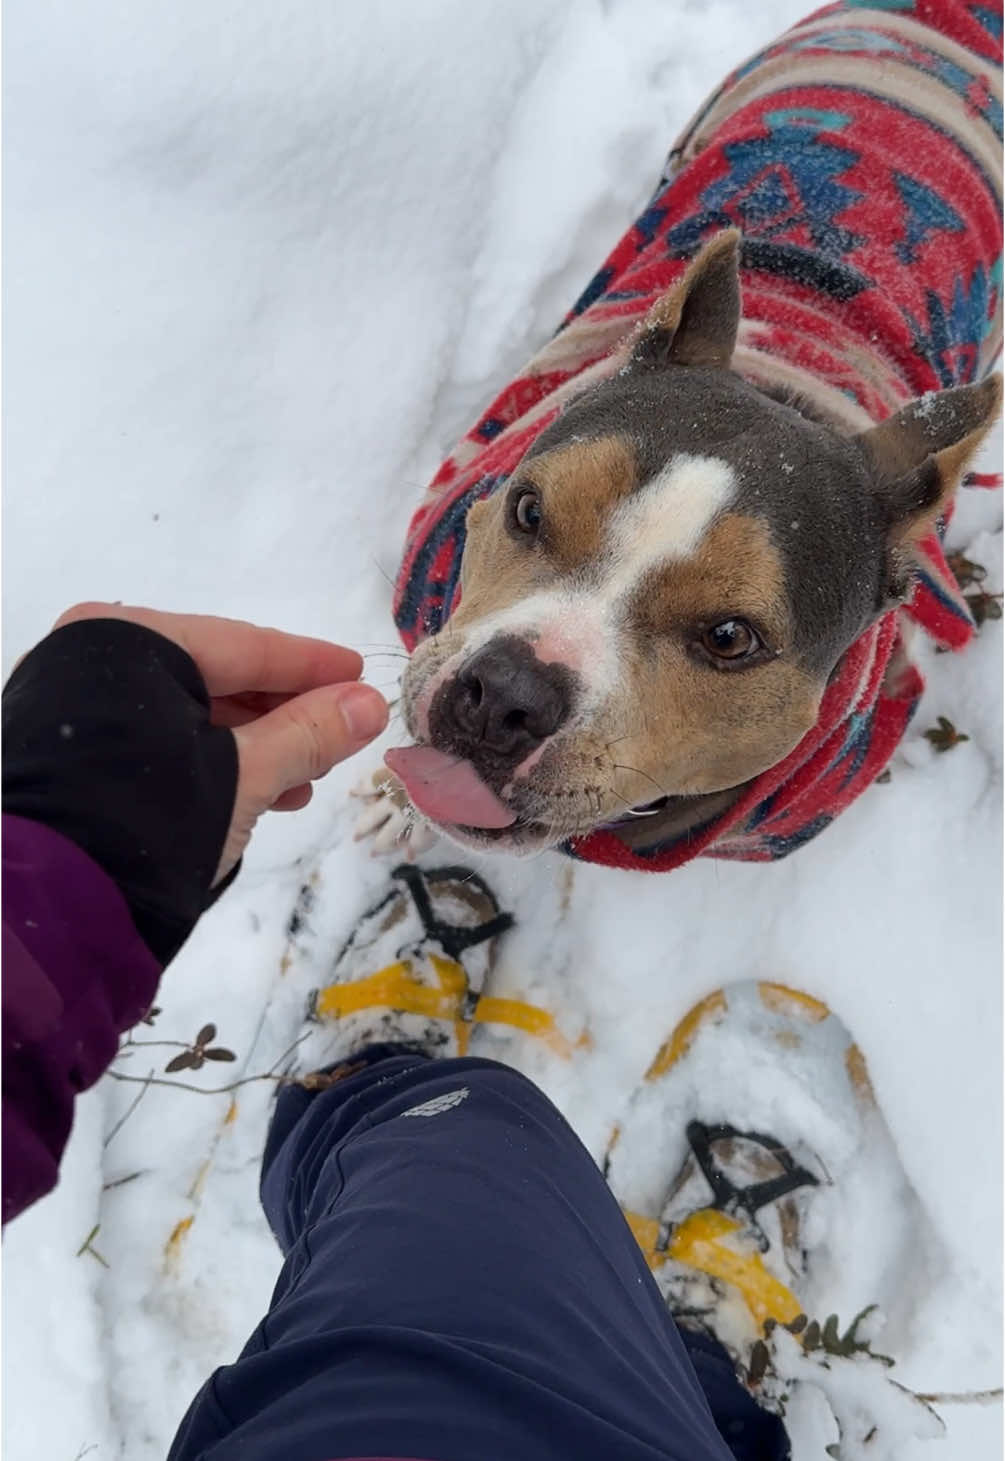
<box><xmin>391</xmin><ymin>232</ymin><xmax>1001</xmax><ymax>854</ymax></box>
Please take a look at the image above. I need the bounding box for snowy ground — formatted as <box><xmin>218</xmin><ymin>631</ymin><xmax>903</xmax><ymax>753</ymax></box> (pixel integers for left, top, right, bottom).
<box><xmin>3</xmin><ymin>1</ymin><xmax>1001</xmax><ymax>1457</ymax></box>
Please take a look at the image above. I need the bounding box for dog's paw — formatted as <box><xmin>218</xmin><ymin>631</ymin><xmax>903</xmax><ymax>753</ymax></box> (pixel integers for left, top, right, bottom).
<box><xmin>351</xmin><ymin>767</ymin><xmax>436</xmax><ymax>859</ymax></box>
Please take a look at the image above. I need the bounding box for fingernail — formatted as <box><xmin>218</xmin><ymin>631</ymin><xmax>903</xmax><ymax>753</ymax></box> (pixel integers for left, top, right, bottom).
<box><xmin>339</xmin><ymin>684</ymin><xmax>389</xmax><ymax>741</ymax></box>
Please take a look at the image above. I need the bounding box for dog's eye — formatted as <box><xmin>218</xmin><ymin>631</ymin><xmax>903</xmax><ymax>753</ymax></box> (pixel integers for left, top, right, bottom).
<box><xmin>512</xmin><ymin>488</ymin><xmax>542</xmax><ymax>535</ymax></box>
<box><xmin>700</xmin><ymin>619</ymin><xmax>761</xmax><ymax>661</ymax></box>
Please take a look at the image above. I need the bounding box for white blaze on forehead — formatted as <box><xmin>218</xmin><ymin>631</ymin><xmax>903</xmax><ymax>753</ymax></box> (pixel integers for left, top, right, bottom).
<box><xmin>428</xmin><ymin>454</ymin><xmax>738</xmax><ymax>722</ymax></box>
<box><xmin>605</xmin><ymin>452</ymin><xmax>737</xmax><ymax>601</ymax></box>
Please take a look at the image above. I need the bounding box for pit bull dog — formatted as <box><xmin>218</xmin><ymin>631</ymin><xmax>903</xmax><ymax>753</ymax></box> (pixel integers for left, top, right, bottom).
<box><xmin>362</xmin><ymin>0</ymin><xmax>1002</xmax><ymax>870</ymax></box>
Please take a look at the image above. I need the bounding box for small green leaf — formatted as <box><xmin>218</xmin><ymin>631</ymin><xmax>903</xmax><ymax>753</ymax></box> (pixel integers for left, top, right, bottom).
<box><xmin>923</xmin><ymin>716</ymin><xmax>969</xmax><ymax>754</ymax></box>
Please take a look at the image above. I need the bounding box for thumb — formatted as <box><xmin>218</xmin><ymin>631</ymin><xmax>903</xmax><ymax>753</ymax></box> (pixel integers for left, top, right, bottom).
<box><xmin>234</xmin><ymin>681</ymin><xmax>389</xmax><ymax>809</ymax></box>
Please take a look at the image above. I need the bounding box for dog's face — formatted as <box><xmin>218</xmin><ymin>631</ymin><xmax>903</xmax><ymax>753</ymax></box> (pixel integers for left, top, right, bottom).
<box><xmin>391</xmin><ymin>233</ymin><xmax>1001</xmax><ymax>854</ymax></box>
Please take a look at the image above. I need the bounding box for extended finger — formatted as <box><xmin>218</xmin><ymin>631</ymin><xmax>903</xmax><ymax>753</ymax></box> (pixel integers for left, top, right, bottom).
<box><xmin>53</xmin><ymin>602</ymin><xmax>364</xmax><ymax>696</ymax></box>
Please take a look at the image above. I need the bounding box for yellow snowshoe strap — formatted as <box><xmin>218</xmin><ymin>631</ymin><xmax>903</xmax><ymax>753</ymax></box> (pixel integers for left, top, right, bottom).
<box><xmin>315</xmin><ymin>957</ymin><xmax>585</xmax><ymax>1059</ymax></box>
<box><xmin>624</xmin><ymin>1204</ymin><xmax>802</xmax><ymax>1330</ymax></box>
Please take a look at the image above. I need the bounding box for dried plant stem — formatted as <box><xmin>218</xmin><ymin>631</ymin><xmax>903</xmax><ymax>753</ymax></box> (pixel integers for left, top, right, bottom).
<box><xmin>120</xmin><ymin>1038</ymin><xmax>192</xmax><ymax>1051</ymax></box>
<box><xmin>106</xmin><ymin>1069</ymin><xmax>283</xmax><ymax>1097</ymax></box>
<box><xmin>104</xmin><ymin>1032</ymin><xmax>310</xmax><ymax>1101</ymax></box>
<box><xmin>75</xmin><ymin>1223</ymin><xmax>110</xmax><ymax>1268</ymax></box>
<box><xmin>917</xmin><ymin>1388</ymin><xmax>1003</xmax><ymax>1407</ymax></box>
<box><xmin>101</xmin><ymin>1171</ymin><xmax>146</xmax><ymax>1192</ymax></box>
<box><xmin>103</xmin><ymin>1069</ymin><xmax>155</xmax><ymax>1148</ymax></box>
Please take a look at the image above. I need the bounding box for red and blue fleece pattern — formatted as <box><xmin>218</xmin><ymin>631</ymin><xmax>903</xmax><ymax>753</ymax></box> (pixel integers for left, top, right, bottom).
<box><xmin>393</xmin><ymin>0</ymin><xmax>1002</xmax><ymax>872</ymax></box>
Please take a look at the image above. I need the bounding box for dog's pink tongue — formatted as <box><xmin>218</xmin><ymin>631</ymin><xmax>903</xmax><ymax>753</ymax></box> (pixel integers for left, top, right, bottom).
<box><xmin>385</xmin><ymin>746</ymin><xmax>517</xmax><ymax>829</ymax></box>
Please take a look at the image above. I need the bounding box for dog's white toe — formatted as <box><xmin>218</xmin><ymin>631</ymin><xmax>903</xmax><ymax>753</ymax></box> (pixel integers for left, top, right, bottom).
<box><xmin>351</xmin><ymin>766</ymin><xmax>436</xmax><ymax>859</ymax></box>
<box><xmin>371</xmin><ymin>807</ymin><xmax>435</xmax><ymax>859</ymax></box>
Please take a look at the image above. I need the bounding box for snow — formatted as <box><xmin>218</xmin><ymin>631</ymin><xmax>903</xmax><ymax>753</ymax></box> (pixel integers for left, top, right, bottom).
<box><xmin>3</xmin><ymin>0</ymin><xmax>1001</xmax><ymax>1457</ymax></box>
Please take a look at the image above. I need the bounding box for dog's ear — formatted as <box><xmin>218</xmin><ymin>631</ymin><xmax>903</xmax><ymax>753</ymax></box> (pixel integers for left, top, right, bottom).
<box><xmin>858</xmin><ymin>375</ymin><xmax>1002</xmax><ymax>550</ymax></box>
<box><xmin>629</xmin><ymin>230</ymin><xmax>741</xmax><ymax>372</ymax></box>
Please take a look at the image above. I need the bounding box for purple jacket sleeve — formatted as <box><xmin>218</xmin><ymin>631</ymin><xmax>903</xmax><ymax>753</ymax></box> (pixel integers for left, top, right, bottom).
<box><xmin>2</xmin><ymin>813</ymin><xmax>162</xmax><ymax>1222</ymax></box>
<box><xmin>2</xmin><ymin>618</ymin><xmax>239</xmax><ymax>1222</ymax></box>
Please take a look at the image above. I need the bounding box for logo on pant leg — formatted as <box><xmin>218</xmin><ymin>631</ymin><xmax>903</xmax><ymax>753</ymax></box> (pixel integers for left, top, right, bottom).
<box><xmin>401</xmin><ymin>1087</ymin><xmax>470</xmax><ymax>1118</ymax></box>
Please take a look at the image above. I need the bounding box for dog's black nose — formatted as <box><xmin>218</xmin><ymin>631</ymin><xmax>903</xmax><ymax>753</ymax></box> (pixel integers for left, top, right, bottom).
<box><xmin>432</xmin><ymin>636</ymin><xmax>573</xmax><ymax>765</ymax></box>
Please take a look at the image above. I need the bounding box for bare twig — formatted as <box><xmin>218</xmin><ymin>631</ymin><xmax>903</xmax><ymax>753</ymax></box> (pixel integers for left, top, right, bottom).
<box><xmin>103</xmin><ymin>1068</ymin><xmax>155</xmax><ymax>1148</ymax></box>
<box><xmin>917</xmin><ymin>1388</ymin><xmax>1003</xmax><ymax>1407</ymax></box>
<box><xmin>106</xmin><ymin>1070</ymin><xmax>282</xmax><ymax>1097</ymax></box>
<box><xmin>120</xmin><ymin>1038</ymin><xmax>192</xmax><ymax>1051</ymax></box>
<box><xmin>103</xmin><ymin>1032</ymin><xmax>312</xmax><ymax>1100</ymax></box>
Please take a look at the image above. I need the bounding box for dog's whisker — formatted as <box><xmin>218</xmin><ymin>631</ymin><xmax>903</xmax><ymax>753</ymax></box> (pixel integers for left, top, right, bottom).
<box><xmin>369</xmin><ymin>556</ymin><xmax>397</xmax><ymax>590</ymax></box>
<box><xmin>608</xmin><ymin>761</ymin><xmax>672</xmax><ymax>801</ymax></box>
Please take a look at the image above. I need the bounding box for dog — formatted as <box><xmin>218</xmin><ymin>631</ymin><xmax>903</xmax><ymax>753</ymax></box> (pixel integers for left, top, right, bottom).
<box><xmin>361</xmin><ymin>0</ymin><xmax>1002</xmax><ymax>869</ymax></box>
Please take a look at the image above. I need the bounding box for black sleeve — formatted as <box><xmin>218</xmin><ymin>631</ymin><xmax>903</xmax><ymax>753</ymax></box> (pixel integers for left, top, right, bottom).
<box><xmin>2</xmin><ymin>618</ymin><xmax>240</xmax><ymax>965</ymax></box>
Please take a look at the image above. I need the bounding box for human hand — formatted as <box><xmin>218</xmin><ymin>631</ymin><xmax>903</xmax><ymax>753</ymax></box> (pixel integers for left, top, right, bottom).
<box><xmin>52</xmin><ymin>603</ymin><xmax>389</xmax><ymax>879</ymax></box>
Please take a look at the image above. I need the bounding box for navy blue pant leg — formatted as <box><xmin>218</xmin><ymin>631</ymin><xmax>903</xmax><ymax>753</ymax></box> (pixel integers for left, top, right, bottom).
<box><xmin>168</xmin><ymin>1054</ymin><xmax>789</xmax><ymax>1461</ymax></box>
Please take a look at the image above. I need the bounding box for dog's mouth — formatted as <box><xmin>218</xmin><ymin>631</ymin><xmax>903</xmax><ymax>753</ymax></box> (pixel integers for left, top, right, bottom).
<box><xmin>384</xmin><ymin>746</ymin><xmax>518</xmax><ymax>831</ymax></box>
<box><xmin>384</xmin><ymin>743</ymin><xmax>574</xmax><ymax>850</ymax></box>
<box><xmin>384</xmin><ymin>743</ymin><xmax>671</xmax><ymax>849</ymax></box>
